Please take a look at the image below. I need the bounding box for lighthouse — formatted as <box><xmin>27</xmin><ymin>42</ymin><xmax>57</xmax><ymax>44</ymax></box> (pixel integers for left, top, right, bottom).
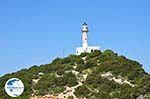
<box><xmin>82</xmin><ymin>22</ymin><xmax>89</xmax><ymax>52</ymax></box>
<box><xmin>76</xmin><ymin>22</ymin><xmax>100</xmax><ymax>55</ymax></box>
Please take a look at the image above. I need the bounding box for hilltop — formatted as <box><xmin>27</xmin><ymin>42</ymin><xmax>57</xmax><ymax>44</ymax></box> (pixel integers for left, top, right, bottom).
<box><xmin>0</xmin><ymin>50</ymin><xmax>150</xmax><ymax>99</ymax></box>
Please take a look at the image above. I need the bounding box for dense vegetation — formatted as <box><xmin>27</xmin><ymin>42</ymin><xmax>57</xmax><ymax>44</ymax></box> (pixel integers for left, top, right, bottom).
<box><xmin>0</xmin><ymin>50</ymin><xmax>150</xmax><ymax>99</ymax></box>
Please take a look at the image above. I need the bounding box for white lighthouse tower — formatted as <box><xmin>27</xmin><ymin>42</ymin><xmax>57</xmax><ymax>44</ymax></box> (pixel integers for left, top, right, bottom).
<box><xmin>82</xmin><ymin>22</ymin><xmax>89</xmax><ymax>52</ymax></box>
<box><xmin>76</xmin><ymin>22</ymin><xmax>100</xmax><ymax>55</ymax></box>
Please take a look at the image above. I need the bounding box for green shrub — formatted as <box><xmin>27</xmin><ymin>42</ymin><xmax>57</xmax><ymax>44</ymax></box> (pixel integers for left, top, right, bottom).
<box><xmin>86</xmin><ymin>50</ymin><xmax>101</xmax><ymax>59</ymax></box>
<box><xmin>85</xmin><ymin>60</ymin><xmax>97</xmax><ymax>67</ymax></box>
<box><xmin>80</xmin><ymin>52</ymin><xmax>89</xmax><ymax>57</ymax></box>
<box><xmin>52</xmin><ymin>58</ymin><xmax>63</xmax><ymax>64</ymax></box>
<box><xmin>74</xmin><ymin>85</ymin><xmax>90</xmax><ymax>98</ymax></box>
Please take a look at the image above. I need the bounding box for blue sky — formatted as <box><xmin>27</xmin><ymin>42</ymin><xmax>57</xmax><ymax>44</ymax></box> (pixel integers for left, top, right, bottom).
<box><xmin>0</xmin><ymin>0</ymin><xmax>150</xmax><ymax>75</ymax></box>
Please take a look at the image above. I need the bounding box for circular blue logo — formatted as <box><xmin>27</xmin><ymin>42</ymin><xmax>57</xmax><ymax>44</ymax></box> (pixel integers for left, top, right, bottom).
<box><xmin>5</xmin><ymin>78</ymin><xmax>24</xmax><ymax>97</ymax></box>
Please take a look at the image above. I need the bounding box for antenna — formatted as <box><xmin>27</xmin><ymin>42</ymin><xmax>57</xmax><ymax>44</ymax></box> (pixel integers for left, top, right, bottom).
<box><xmin>62</xmin><ymin>48</ymin><xmax>65</xmax><ymax>58</ymax></box>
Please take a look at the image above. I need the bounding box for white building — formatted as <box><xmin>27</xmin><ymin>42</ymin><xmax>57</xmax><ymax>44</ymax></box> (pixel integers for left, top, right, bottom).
<box><xmin>76</xmin><ymin>22</ymin><xmax>100</xmax><ymax>55</ymax></box>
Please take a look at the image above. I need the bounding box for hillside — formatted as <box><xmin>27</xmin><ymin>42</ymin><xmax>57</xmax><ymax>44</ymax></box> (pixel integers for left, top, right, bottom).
<box><xmin>0</xmin><ymin>50</ymin><xmax>150</xmax><ymax>99</ymax></box>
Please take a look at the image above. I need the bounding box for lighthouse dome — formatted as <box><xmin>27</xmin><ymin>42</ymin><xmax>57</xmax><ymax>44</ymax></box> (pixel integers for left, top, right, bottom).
<box><xmin>82</xmin><ymin>22</ymin><xmax>89</xmax><ymax>32</ymax></box>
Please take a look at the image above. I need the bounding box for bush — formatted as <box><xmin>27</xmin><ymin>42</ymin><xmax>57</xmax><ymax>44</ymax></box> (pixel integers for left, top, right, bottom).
<box><xmin>74</xmin><ymin>85</ymin><xmax>90</xmax><ymax>98</ymax></box>
<box><xmin>85</xmin><ymin>60</ymin><xmax>97</xmax><ymax>67</ymax></box>
<box><xmin>56</xmin><ymin>69</ymin><xmax>64</xmax><ymax>75</ymax></box>
<box><xmin>52</xmin><ymin>58</ymin><xmax>62</xmax><ymax>64</ymax></box>
<box><xmin>68</xmin><ymin>54</ymin><xmax>84</xmax><ymax>65</ymax></box>
<box><xmin>53</xmin><ymin>86</ymin><xmax>65</xmax><ymax>94</ymax></box>
<box><xmin>76</xmin><ymin>64</ymin><xmax>87</xmax><ymax>72</ymax></box>
<box><xmin>63</xmin><ymin>72</ymin><xmax>78</xmax><ymax>87</ymax></box>
<box><xmin>86</xmin><ymin>50</ymin><xmax>101</xmax><ymax>59</ymax></box>
<box><xmin>61</xmin><ymin>57</ymin><xmax>71</xmax><ymax>64</ymax></box>
<box><xmin>80</xmin><ymin>52</ymin><xmax>89</xmax><ymax>57</ymax></box>
<box><xmin>64</xmin><ymin>64</ymin><xmax>74</xmax><ymax>71</ymax></box>
<box><xmin>56</xmin><ymin>77</ymin><xmax>67</xmax><ymax>86</ymax></box>
<box><xmin>99</xmin><ymin>50</ymin><xmax>117</xmax><ymax>62</ymax></box>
